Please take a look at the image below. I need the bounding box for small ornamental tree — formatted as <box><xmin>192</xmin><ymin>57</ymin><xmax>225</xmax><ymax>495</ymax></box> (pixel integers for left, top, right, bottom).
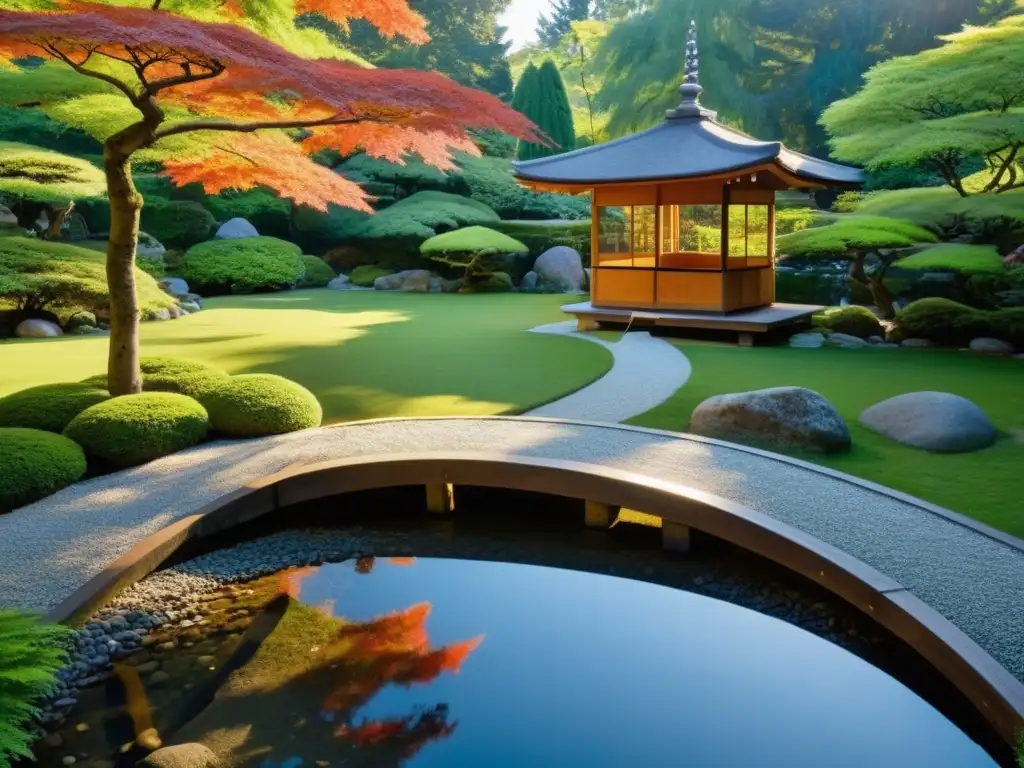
<box><xmin>776</xmin><ymin>216</ymin><xmax>938</xmax><ymax>318</ymax></box>
<box><xmin>421</xmin><ymin>225</ymin><xmax>528</xmax><ymax>289</ymax></box>
<box><xmin>0</xmin><ymin>1</ymin><xmax>539</xmax><ymax>395</ymax></box>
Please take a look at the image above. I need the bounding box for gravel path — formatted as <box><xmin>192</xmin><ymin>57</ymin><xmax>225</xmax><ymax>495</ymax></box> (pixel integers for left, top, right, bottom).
<box><xmin>525</xmin><ymin>321</ymin><xmax>691</xmax><ymax>422</ymax></box>
<box><xmin>2</xmin><ymin>417</ymin><xmax>1022</xmax><ymax>684</ymax></box>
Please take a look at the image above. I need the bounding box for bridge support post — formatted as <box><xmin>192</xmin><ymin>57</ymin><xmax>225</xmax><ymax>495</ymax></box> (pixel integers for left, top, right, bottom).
<box><xmin>425</xmin><ymin>483</ymin><xmax>454</xmax><ymax>515</ymax></box>
<box><xmin>584</xmin><ymin>500</ymin><xmax>619</xmax><ymax>529</ymax></box>
<box><xmin>662</xmin><ymin>520</ymin><xmax>691</xmax><ymax>553</ymax></box>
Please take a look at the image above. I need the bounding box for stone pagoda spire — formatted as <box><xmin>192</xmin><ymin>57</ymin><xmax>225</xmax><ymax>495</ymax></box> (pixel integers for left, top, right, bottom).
<box><xmin>666</xmin><ymin>20</ymin><xmax>716</xmax><ymax>120</ymax></box>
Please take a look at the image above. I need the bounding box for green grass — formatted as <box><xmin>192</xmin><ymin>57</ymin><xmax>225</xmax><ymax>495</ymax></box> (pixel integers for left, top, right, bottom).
<box><xmin>0</xmin><ymin>290</ymin><xmax>613</xmax><ymax>423</ymax></box>
<box><xmin>899</xmin><ymin>243</ymin><xmax>1005</xmax><ymax>274</ymax></box>
<box><xmin>627</xmin><ymin>343</ymin><xmax>1024</xmax><ymax>537</ymax></box>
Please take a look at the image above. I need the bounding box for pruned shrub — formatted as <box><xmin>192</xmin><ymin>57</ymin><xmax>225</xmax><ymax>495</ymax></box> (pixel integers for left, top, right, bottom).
<box><xmin>199</xmin><ymin>374</ymin><xmax>322</xmax><ymax>437</ymax></box>
<box><xmin>0</xmin><ymin>610</ymin><xmax>72</xmax><ymax>766</ymax></box>
<box><xmin>891</xmin><ymin>298</ymin><xmax>987</xmax><ymax>345</ymax></box>
<box><xmin>449</xmin><ymin>154</ymin><xmax>589</xmax><ymax>220</ymax></box>
<box><xmin>349</xmin><ymin>265</ymin><xmax>392</xmax><ymax>287</ymax></box>
<box><xmin>204</xmin><ymin>187</ymin><xmax>293</xmax><ymax>240</ymax></box>
<box><xmin>64</xmin><ymin>392</ymin><xmax>209</xmax><ymax>469</ymax></box>
<box><xmin>297</xmin><ymin>254</ymin><xmax>336</xmax><ymax>288</ymax></box>
<box><xmin>472</xmin><ymin>271</ymin><xmax>514</xmax><ymax>293</ymax></box>
<box><xmin>179</xmin><ymin>236</ymin><xmax>304</xmax><ymax>295</ymax></box>
<box><xmin>80</xmin><ymin>357</ymin><xmax>229</xmax><ymax>399</ymax></box>
<box><xmin>0</xmin><ymin>427</ymin><xmax>86</xmax><ymax>513</ymax></box>
<box><xmin>421</xmin><ymin>226</ymin><xmax>527</xmax><ymax>291</ymax></box>
<box><xmin>490</xmin><ymin>219</ymin><xmax>591</xmax><ymax>272</ymax></box>
<box><xmin>140</xmin><ymin>198</ymin><xmax>215</xmax><ymax>249</ymax></box>
<box><xmin>0</xmin><ymin>383</ymin><xmax>110</xmax><ymax>433</ymax></box>
<box><xmin>0</xmin><ymin>236</ymin><xmax>174</xmax><ymax>319</ymax></box>
<box><xmin>813</xmin><ymin>306</ymin><xmax>884</xmax><ymax>339</ymax></box>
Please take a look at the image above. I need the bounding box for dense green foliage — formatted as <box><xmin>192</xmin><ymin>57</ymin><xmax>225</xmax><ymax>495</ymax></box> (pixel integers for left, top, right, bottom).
<box><xmin>180</xmin><ymin>237</ymin><xmax>304</xmax><ymax>295</ymax></box>
<box><xmin>81</xmin><ymin>357</ymin><xmax>230</xmax><ymax>399</ymax></box>
<box><xmin>0</xmin><ymin>427</ymin><xmax>86</xmax><ymax>513</ymax></box>
<box><xmin>491</xmin><ymin>219</ymin><xmax>591</xmax><ymax>261</ymax></box>
<box><xmin>0</xmin><ymin>237</ymin><xmax>173</xmax><ymax>318</ymax></box>
<box><xmin>777</xmin><ymin>216</ymin><xmax>937</xmax><ymax>258</ymax></box>
<box><xmin>291</xmin><ymin>203</ymin><xmax>369</xmax><ymax>255</ymax></box>
<box><xmin>855</xmin><ymin>187</ymin><xmax>1024</xmax><ymax>240</ymax></box>
<box><xmin>537</xmin><ymin>0</ymin><xmax>592</xmax><ymax>47</ymax></box>
<box><xmin>140</xmin><ymin>199</ymin><xmax>215</xmax><ymax>249</ymax></box>
<box><xmin>354</xmin><ymin>191</ymin><xmax>499</xmax><ymax>240</ymax></box>
<box><xmin>200</xmin><ymin>374</ymin><xmax>323</xmax><ymax>437</ymax></box>
<box><xmin>513</xmin><ymin>60</ymin><xmax>576</xmax><ymax>159</ymax></box>
<box><xmin>297</xmin><ymin>254</ymin><xmax>336</xmax><ymax>288</ymax></box>
<box><xmin>338</xmin><ymin>153</ymin><xmax>450</xmax><ymax>200</ymax></box>
<box><xmin>420</xmin><ymin>226</ymin><xmax>529</xmax><ymax>256</ymax></box>
<box><xmin>898</xmin><ymin>244</ymin><xmax>1005</xmax><ymax>274</ymax></box>
<box><xmin>0</xmin><ymin>383</ymin><xmax>109</xmax><ymax>434</ymax></box>
<box><xmin>204</xmin><ymin>188</ymin><xmax>293</xmax><ymax>241</ymax></box>
<box><xmin>813</xmin><ymin>306</ymin><xmax>884</xmax><ymax>339</ymax></box>
<box><xmin>348</xmin><ymin>265</ymin><xmax>393</xmax><ymax>287</ymax></box>
<box><xmin>0</xmin><ymin>142</ymin><xmax>104</xmax><ymax>204</ymax></box>
<box><xmin>451</xmin><ymin>154</ymin><xmax>590</xmax><ymax>219</ymax></box>
<box><xmin>824</xmin><ymin>10</ymin><xmax>1024</xmax><ymax>195</ymax></box>
<box><xmin>891</xmin><ymin>297</ymin><xmax>1024</xmax><ymax>346</ymax></box>
<box><xmin>0</xmin><ymin>610</ymin><xmax>72</xmax><ymax>767</ymax></box>
<box><xmin>64</xmin><ymin>392</ymin><xmax>209</xmax><ymax>469</ymax></box>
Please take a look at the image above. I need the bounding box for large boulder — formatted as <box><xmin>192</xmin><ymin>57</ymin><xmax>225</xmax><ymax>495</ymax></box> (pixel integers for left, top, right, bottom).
<box><xmin>15</xmin><ymin>318</ymin><xmax>62</xmax><ymax>338</ymax></box>
<box><xmin>824</xmin><ymin>332</ymin><xmax>869</xmax><ymax>349</ymax></box>
<box><xmin>521</xmin><ymin>271</ymin><xmax>539</xmax><ymax>291</ymax></box>
<box><xmin>969</xmin><ymin>337</ymin><xmax>1015</xmax><ymax>355</ymax></box>
<box><xmin>859</xmin><ymin>392</ymin><xmax>997</xmax><ymax>453</ymax></box>
<box><xmin>159</xmin><ymin>277</ymin><xmax>190</xmax><ymax>298</ymax></box>
<box><xmin>215</xmin><ymin>217</ymin><xmax>259</xmax><ymax>240</ymax></box>
<box><xmin>690</xmin><ymin>386</ymin><xmax>851</xmax><ymax>454</ymax></box>
<box><xmin>327</xmin><ymin>274</ymin><xmax>352</xmax><ymax>290</ymax></box>
<box><xmin>140</xmin><ymin>744</ymin><xmax>220</xmax><ymax>768</ymax></box>
<box><xmin>374</xmin><ymin>269</ymin><xmax>433</xmax><ymax>292</ymax></box>
<box><xmin>136</xmin><ymin>231</ymin><xmax>166</xmax><ymax>261</ymax></box>
<box><xmin>0</xmin><ymin>203</ymin><xmax>17</xmax><ymax>226</ymax></box>
<box><xmin>534</xmin><ymin>246</ymin><xmax>585</xmax><ymax>292</ymax></box>
<box><xmin>789</xmin><ymin>332</ymin><xmax>825</xmax><ymax>349</ymax></box>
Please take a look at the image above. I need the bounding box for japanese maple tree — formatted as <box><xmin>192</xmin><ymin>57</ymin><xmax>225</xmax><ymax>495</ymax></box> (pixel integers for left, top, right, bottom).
<box><xmin>0</xmin><ymin>0</ymin><xmax>539</xmax><ymax>394</ymax></box>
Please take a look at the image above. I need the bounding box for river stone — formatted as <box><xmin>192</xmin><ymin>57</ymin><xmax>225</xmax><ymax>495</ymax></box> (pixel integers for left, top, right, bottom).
<box><xmin>15</xmin><ymin>318</ymin><xmax>62</xmax><ymax>338</ymax></box>
<box><xmin>521</xmin><ymin>271</ymin><xmax>539</xmax><ymax>290</ymax></box>
<box><xmin>136</xmin><ymin>232</ymin><xmax>166</xmax><ymax>261</ymax></box>
<box><xmin>901</xmin><ymin>338</ymin><xmax>933</xmax><ymax>348</ymax></box>
<box><xmin>968</xmin><ymin>337</ymin><xmax>1015</xmax><ymax>355</ymax></box>
<box><xmin>690</xmin><ymin>386</ymin><xmax>851</xmax><ymax>454</ymax></box>
<box><xmin>824</xmin><ymin>332</ymin><xmax>869</xmax><ymax>349</ymax></box>
<box><xmin>140</xmin><ymin>745</ymin><xmax>220</xmax><ymax>768</ymax></box>
<box><xmin>215</xmin><ymin>218</ymin><xmax>258</xmax><ymax>239</ymax></box>
<box><xmin>789</xmin><ymin>332</ymin><xmax>824</xmax><ymax>349</ymax></box>
<box><xmin>327</xmin><ymin>274</ymin><xmax>351</xmax><ymax>290</ymax></box>
<box><xmin>179</xmin><ymin>301</ymin><xmax>201</xmax><ymax>314</ymax></box>
<box><xmin>859</xmin><ymin>392</ymin><xmax>996</xmax><ymax>453</ymax></box>
<box><xmin>534</xmin><ymin>246</ymin><xmax>585</xmax><ymax>292</ymax></box>
<box><xmin>159</xmin><ymin>277</ymin><xmax>190</xmax><ymax>298</ymax></box>
<box><xmin>0</xmin><ymin>203</ymin><xmax>17</xmax><ymax>226</ymax></box>
<box><xmin>374</xmin><ymin>269</ymin><xmax>433</xmax><ymax>292</ymax></box>
<box><xmin>148</xmin><ymin>308</ymin><xmax>172</xmax><ymax>321</ymax></box>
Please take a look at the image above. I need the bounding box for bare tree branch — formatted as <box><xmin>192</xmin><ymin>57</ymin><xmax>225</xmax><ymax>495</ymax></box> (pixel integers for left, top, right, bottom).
<box><xmin>152</xmin><ymin>115</ymin><xmax>369</xmax><ymax>141</ymax></box>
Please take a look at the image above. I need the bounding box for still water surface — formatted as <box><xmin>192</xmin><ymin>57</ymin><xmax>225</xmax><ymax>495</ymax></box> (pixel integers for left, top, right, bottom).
<box><xmin>274</xmin><ymin>557</ymin><xmax>995</xmax><ymax>767</ymax></box>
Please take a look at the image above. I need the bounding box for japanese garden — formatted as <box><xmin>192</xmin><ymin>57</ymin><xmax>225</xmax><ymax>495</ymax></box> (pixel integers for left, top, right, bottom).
<box><xmin>0</xmin><ymin>1</ymin><xmax>1022</xmax><ymax>766</ymax></box>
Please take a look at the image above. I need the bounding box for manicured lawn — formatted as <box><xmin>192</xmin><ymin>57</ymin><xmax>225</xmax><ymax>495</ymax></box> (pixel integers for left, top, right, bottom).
<box><xmin>0</xmin><ymin>290</ymin><xmax>612</xmax><ymax>422</ymax></box>
<box><xmin>627</xmin><ymin>343</ymin><xmax>1024</xmax><ymax>537</ymax></box>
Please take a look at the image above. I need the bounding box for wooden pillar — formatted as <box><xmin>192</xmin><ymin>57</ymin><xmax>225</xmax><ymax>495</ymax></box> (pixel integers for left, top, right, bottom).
<box><xmin>662</xmin><ymin>519</ymin><xmax>691</xmax><ymax>553</ymax></box>
<box><xmin>425</xmin><ymin>483</ymin><xmax>454</xmax><ymax>514</ymax></box>
<box><xmin>584</xmin><ymin>500</ymin><xmax>619</xmax><ymax>529</ymax></box>
<box><xmin>768</xmin><ymin>197</ymin><xmax>777</xmax><ymax>303</ymax></box>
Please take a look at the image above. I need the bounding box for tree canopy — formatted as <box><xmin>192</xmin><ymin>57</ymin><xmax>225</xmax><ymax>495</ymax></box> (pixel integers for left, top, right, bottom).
<box><xmin>513</xmin><ymin>60</ymin><xmax>575</xmax><ymax>160</ymax></box>
<box><xmin>536</xmin><ymin>0</ymin><xmax>591</xmax><ymax>48</ymax></box>
<box><xmin>823</xmin><ymin>9</ymin><xmax>1024</xmax><ymax>196</ymax></box>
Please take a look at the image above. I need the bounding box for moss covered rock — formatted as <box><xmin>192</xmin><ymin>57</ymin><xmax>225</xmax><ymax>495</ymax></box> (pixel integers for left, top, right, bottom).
<box><xmin>179</xmin><ymin>236</ymin><xmax>304</xmax><ymax>295</ymax></box>
<box><xmin>64</xmin><ymin>393</ymin><xmax>209</xmax><ymax>468</ymax></box>
<box><xmin>0</xmin><ymin>383</ymin><xmax>110</xmax><ymax>433</ymax></box>
<box><xmin>891</xmin><ymin>298</ymin><xmax>986</xmax><ymax>346</ymax></box>
<box><xmin>349</xmin><ymin>265</ymin><xmax>392</xmax><ymax>287</ymax></box>
<box><xmin>297</xmin><ymin>254</ymin><xmax>336</xmax><ymax>288</ymax></box>
<box><xmin>0</xmin><ymin>428</ymin><xmax>87</xmax><ymax>512</ymax></box>
<box><xmin>200</xmin><ymin>374</ymin><xmax>322</xmax><ymax>437</ymax></box>
<box><xmin>813</xmin><ymin>306</ymin><xmax>884</xmax><ymax>339</ymax></box>
<box><xmin>81</xmin><ymin>357</ymin><xmax>229</xmax><ymax>399</ymax></box>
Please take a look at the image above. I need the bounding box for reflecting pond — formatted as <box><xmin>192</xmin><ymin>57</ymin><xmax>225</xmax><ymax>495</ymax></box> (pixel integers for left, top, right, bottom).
<box><xmin>167</xmin><ymin>557</ymin><xmax>995</xmax><ymax>767</ymax></box>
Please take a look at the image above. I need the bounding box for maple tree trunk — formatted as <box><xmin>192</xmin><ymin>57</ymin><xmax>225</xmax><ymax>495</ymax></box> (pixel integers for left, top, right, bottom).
<box><xmin>104</xmin><ymin>147</ymin><xmax>144</xmax><ymax>395</ymax></box>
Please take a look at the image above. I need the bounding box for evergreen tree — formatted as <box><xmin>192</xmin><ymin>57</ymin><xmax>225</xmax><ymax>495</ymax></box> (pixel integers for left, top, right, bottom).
<box><xmin>537</xmin><ymin>0</ymin><xmax>592</xmax><ymax>48</ymax></box>
<box><xmin>514</xmin><ymin>60</ymin><xmax>577</xmax><ymax>160</ymax></box>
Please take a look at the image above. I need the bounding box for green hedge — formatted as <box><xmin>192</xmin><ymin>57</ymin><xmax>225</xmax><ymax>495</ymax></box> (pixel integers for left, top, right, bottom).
<box><xmin>491</xmin><ymin>219</ymin><xmax>590</xmax><ymax>260</ymax></box>
<box><xmin>204</xmin><ymin>188</ymin><xmax>293</xmax><ymax>240</ymax></box>
<box><xmin>812</xmin><ymin>306</ymin><xmax>884</xmax><ymax>339</ymax></box>
<box><xmin>139</xmin><ymin>198</ymin><xmax>215</xmax><ymax>249</ymax></box>
<box><xmin>64</xmin><ymin>392</ymin><xmax>209</xmax><ymax>469</ymax></box>
<box><xmin>81</xmin><ymin>357</ymin><xmax>229</xmax><ymax>399</ymax></box>
<box><xmin>297</xmin><ymin>254</ymin><xmax>336</xmax><ymax>288</ymax></box>
<box><xmin>891</xmin><ymin>298</ymin><xmax>1024</xmax><ymax>347</ymax></box>
<box><xmin>0</xmin><ymin>428</ymin><xmax>86</xmax><ymax>513</ymax></box>
<box><xmin>0</xmin><ymin>383</ymin><xmax>110</xmax><ymax>433</ymax></box>
<box><xmin>179</xmin><ymin>236</ymin><xmax>304</xmax><ymax>295</ymax></box>
<box><xmin>199</xmin><ymin>374</ymin><xmax>322</xmax><ymax>437</ymax></box>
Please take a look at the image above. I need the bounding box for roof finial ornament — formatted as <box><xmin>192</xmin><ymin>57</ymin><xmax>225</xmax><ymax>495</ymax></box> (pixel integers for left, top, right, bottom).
<box><xmin>666</xmin><ymin>19</ymin><xmax>716</xmax><ymax>120</ymax></box>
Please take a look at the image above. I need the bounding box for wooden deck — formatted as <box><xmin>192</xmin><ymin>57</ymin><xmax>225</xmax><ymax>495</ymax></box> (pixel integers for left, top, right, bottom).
<box><xmin>562</xmin><ymin>301</ymin><xmax>823</xmax><ymax>346</ymax></box>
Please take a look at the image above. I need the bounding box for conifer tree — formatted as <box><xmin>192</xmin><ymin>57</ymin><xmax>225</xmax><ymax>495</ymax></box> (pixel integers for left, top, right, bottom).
<box><xmin>514</xmin><ymin>60</ymin><xmax>576</xmax><ymax>160</ymax></box>
<box><xmin>536</xmin><ymin>0</ymin><xmax>591</xmax><ymax>48</ymax></box>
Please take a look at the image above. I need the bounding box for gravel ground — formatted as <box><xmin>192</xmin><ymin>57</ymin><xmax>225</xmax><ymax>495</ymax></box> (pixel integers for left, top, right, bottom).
<box><xmin>1</xmin><ymin>418</ymin><xmax>1022</xmax><ymax>682</ymax></box>
<box><xmin>525</xmin><ymin>322</ymin><xmax>691</xmax><ymax>422</ymax></box>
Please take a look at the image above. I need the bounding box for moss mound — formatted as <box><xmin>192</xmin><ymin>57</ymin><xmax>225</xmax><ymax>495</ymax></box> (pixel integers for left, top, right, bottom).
<box><xmin>0</xmin><ymin>428</ymin><xmax>86</xmax><ymax>513</ymax></box>
<box><xmin>81</xmin><ymin>357</ymin><xmax>229</xmax><ymax>399</ymax></box>
<box><xmin>891</xmin><ymin>298</ymin><xmax>986</xmax><ymax>345</ymax></box>
<box><xmin>0</xmin><ymin>383</ymin><xmax>110</xmax><ymax>433</ymax></box>
<box><xmin>200</xmin><ymin>374</ymin><xmax>322</xmax><ymax>437</ymax></box>
<box><xmin>813</xmin><ymin>306</ymin><xmax>884</xmax><ymax>339</ymax></box>
<box><xmin>179</xmin><ymin>236</ymin><xmax>304</xmax><ymax>295</ymax></box>
<box><xmin>64</xmin><ymin>392</ymin><xmax>209</xmax><ymax>468</ymax></box>
<box><xmin>297</xmin><ymin>254</ymin><xmax>336</xmax><ymax>288</ymax></box>
<box><xmin>349</xmin><ymin>265</ymin><xmax>392</xmax><ymax>287</ymax></box>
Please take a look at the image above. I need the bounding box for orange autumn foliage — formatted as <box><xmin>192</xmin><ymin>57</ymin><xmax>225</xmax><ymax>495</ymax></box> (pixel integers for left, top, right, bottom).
<box><xmin>297</xmin><ymin>0</ymin><xmax>429</xmax><ymax>43</ymax></box>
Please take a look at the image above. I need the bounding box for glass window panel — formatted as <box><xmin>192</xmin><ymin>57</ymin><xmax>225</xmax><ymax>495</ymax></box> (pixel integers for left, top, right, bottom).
<box><xmin>632</xmin><ymin>206</ymin><xmax>656</xmax><ymax>267</ymax></box>
<box><xmin>679</xmin><ymin>205</ymin><xmax>721</xmax><ymax>254</ymax></box>
<box><xmin>747</xmin><ymin>205</ymin><xmax>770</xmax><ymax>259</ymax></box>
<box><xmin>598</xmin><ymin>206</ymin><xmax>631</xmax><ymax>266</ymax></box>
<box><xmin>728</xmin><ymin>205</ymin><xmax>747</xmax><ymax>259</ymax></box>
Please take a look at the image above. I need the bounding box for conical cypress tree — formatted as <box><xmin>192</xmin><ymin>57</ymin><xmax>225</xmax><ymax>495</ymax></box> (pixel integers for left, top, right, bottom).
<box><xmin>513</xmin><ymin>60</ymin><xmax>576</xmax><ymax>161</ymax></box>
